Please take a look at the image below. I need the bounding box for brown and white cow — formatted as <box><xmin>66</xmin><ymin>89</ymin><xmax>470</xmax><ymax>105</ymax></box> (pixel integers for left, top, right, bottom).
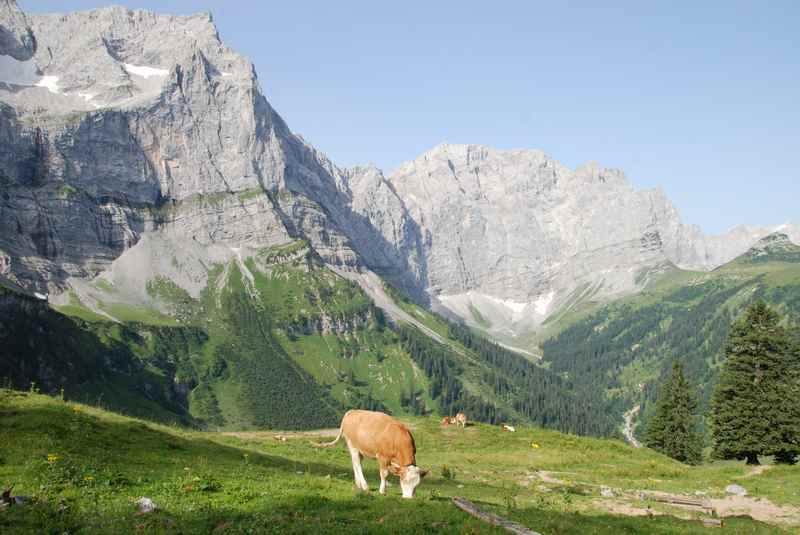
<box><xmin>454</xmin><ymin>412</ymin><xmax>467</xmax><ymax>428</ymax></box>
<box><xmin>315</xmin><ymin>410</ymin><xmax>428</xmax><ymax>498</ymax></box>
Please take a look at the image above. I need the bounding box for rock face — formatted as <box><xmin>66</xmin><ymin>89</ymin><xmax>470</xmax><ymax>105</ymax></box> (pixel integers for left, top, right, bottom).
<box><xmin>384</xmin><ymin>143</ymin><xmax>799</xmax><ymax>334</ymax></box>
<box><xmin>1</xmin><ymin>2</ymin><xmax>795</xmax><ymax>337</ymax></box>
<box><xmin>0</xmin><ymin>0</ymin><xmax>34</xmax><ymax>60</ymax></box>
<box><xmin>388</xmin><ymin>144</ymin><xmax>683</xmax><ymax>327</ymax></box>
<box><xmin>0</xmin><ymin>2</ymin><xmax>421</xmax><ymax>304</ymax></box>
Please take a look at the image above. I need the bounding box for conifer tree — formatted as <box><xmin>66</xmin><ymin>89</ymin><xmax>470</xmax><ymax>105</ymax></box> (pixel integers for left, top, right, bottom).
<box><xmin>644</xmin><ymin>360</ymin><xmax>703</xmax><ymax>464</ymax></box>
<box><xmin>711</xmin><ymin>301</ymin><xmax>799</xmax><ymax>465</ymax></box>
<box><xmin>774</xmin><ymin>329</ymin><xmax>800</xmax><ymax>464</ymax></box>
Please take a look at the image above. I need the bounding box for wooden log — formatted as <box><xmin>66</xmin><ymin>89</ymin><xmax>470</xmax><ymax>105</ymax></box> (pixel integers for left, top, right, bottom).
<box><xmin>639</xmin><ymin>492</ymin><xmax>715</xmax><ymax>515</ymax></box>
<box><xmin>452</xmin><ymin>497</ymin><xmax>542</xmax><ymax>535</ymax></box>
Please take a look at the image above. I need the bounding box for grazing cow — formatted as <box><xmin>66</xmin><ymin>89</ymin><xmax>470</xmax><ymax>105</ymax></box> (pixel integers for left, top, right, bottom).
<box><xmin>501</xmin><ymin>424</ymin><xmax>516</xmax><ymax>433</ymax></box>
<box><xmin>455</xmin><ymin>412</ymin><xmax>467</xmax><ymax>428</ymax></box>
<box><xmin>315</xmin><ymin>410</ymin><xmax>428</xmax><ymax>498</ymax></box>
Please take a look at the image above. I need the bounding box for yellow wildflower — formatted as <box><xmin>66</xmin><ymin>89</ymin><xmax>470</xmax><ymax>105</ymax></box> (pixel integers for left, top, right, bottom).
<box><xmin>531</xmin><ymin>442</ymin><xmax>541</xmax><ymax>449</ymax></box>
<box><xmin>84</xmin><ymin>475</ymin><xmax>94</xmax><ymax>481</ymax></box>
<box><xmin>72</xmin><ymin>406</ymin><xmax>81</xmax><ymax>413</ymax></box>
<box><xmin>47</xmin><ymin>454</ymin><xmax>59</xmax><ymax>463</ymax></box>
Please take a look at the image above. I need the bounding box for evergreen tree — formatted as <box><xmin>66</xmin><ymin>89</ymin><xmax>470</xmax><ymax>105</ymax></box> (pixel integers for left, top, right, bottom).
<box><xmin>710</xmin><ymin>301</ymin><xmax>799</xmax><ymax>465</ymax></box>
<box><xmin>644</xmin><ymin>360</ymin><xmax>703</xmax><ymax>464</ymax></box>
<box><xmin>774</xmin><ymin>330</ymin><xmax>800</xmax><ymax>464</ymax></box>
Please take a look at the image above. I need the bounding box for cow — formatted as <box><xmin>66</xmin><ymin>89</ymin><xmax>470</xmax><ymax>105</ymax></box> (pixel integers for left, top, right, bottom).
<box><xmin>315</xmin><ymin>410</ymin><xmax>428</xmax><ymax>498</ymax></box>
<box><xmin>454</xmin><ymin>412</ymin><xmax>467</xmax><ymax>428</ymax></box>
<box><xmin>440</xmin><ymin>416</ymin><xmax>451</xmax><ymax>427</ymax></box>
<box><xmin>501</xmin><ymin>424</ymin><xmax>516</xmax><ymax>432</ymax></box>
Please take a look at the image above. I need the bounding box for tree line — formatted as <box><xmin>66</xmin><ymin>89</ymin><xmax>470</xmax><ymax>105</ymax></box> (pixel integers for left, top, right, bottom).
<box><xmin>397</xmin><ymin>321</ymin><xmax>617</xmax><ymax>436</ymax></box>
<box><xmin>644</xmin><ymin>301</ymin><xmax>800</xmax><ymax>465</ymax></box>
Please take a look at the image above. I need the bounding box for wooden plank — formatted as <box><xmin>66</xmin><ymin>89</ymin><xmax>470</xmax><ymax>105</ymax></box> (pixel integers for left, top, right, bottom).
<box><xmin>639</xmin><ymin>492</ymin><xmax>716</xmax><ymax>515</ymax></box>
<box><xmin>452</xmin><ymin>497</ymin><xmax>542</xmax><ymax>535</ymax></box>
<box><xmin>640</xmin><ymin>493</ymin><xmax>710</xmax><ymax>508</ymax></box>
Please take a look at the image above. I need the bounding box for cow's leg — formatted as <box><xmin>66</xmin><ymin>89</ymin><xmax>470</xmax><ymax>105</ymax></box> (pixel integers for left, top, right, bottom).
<box><xmin>378</xmin><ymin>459</ymin><xmax>390</xmax><ymax>495</ymax></box>
<box><xmin>347</xmin><ymin>440</ymin><xmax>368</xmax><ymax>491</ymax></box>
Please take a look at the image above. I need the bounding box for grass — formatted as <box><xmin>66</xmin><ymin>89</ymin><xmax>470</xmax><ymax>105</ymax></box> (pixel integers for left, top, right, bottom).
<box><xmin>98</xmin><ymin>302</ymin><xmax>180</xmax><ymax>326</ymax></box>
<box><xmin>277</xmin><ymin>329</ymin><xmax>436</xmax><ymax>415</ymax></box>
<box><xmin>51</xmin><ymin>292</ymin><xmax>108</xmax><ymax>323</ymax></box>
<box><xmin>236</xmin><ymin>188</ymin><xmax>266</xmax><ymax>202</ymax></box>
<box><xmin>383</xmin><ymin>282</ymin><xmax>452</xmax><ymax>340</ymax></box>
<box><xmin>1</xmin><ymin>390</ymin><xmax>796</xmax><ymax>534</ymax></box>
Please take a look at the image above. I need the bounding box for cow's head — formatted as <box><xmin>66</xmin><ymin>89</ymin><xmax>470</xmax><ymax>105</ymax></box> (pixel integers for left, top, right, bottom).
<box><xmin>391</xmin><ymin>463</ymin><xmax>428</xmax><ymax>498</ymax></box>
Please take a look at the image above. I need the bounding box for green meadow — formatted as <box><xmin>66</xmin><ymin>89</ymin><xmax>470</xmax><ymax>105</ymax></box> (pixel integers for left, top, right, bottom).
<box><xmin>2</xmin><ymin>389</ymin><xmax>797</xmax><ymax>534</ymax></box>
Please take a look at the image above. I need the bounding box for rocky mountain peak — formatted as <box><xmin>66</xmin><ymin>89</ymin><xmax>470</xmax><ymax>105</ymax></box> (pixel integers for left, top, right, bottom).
<box><xmin>758</xmin><ymin>232</ymin><xmax>793</xmax><ymax>245</ymax></box>
<box><xmin>0</xmin><ymin>0</ymin><xmax>35</xmax><ymax>60</ymax></box>
<box><xmin>735</xmin><ymin>232</ymin><xmax>800</xmax><ymax>264</ymax></box>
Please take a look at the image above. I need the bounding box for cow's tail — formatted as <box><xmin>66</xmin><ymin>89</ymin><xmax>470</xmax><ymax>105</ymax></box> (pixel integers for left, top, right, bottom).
<box><xmin>312</xmin><ymin>426</ymin><xmax>343</xmax><ymax>448</ymax></box>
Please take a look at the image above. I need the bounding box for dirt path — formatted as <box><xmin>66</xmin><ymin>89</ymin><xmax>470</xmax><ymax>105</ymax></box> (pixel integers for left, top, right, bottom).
<box><xmin>710</xmin><ymin>495</ymin><xmax>800</xmax><ymax>526</ymax></box>
<box><xmin>536</xmin><ymin>471</ymin><xmax>567</xmax><ymax>485</ymax></box>
<box><xmin>591</xmin><ymin>486</ymin><xmax>800</xmax><ymax>527</ymax></box>
<box><xmin>623</xmin><ymin>405</ymin><xmax>641</xmax><ymax>448</ymax></box>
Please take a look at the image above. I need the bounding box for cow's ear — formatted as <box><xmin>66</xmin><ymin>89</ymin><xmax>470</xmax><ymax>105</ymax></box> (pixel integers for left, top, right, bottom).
<box><xmin>419</xmin><ymin>469</ymin><xmax>429</xmax><ymax>479</ymax></box>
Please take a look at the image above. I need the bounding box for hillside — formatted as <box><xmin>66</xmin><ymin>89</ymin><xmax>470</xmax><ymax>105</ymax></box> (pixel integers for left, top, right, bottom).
<box><xmin>6</xmin><ymin>232</ymin><xmax>799</xmax><ymax>439</ymax></box>
<box><xmin>1</xmin><ymin>239</ymin><xmax>616</xmax><ymax>436</ymax></box>
<box><xmin>2</xmin><ymin>390</ymin><xmax>797</xmax><ymax>534</ymax></box>
<box><xmin>539</xmin><ymin>233</ymin><xmax>800</xmax><ymax>436</ymax></box>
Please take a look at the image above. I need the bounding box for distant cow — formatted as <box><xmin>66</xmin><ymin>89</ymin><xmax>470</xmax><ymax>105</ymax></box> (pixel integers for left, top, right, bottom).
<box><xmin>315</xmin><ymin>410</ymin><xmax>428</xmax><ymax>498</ymax></box>
<box><xmin>441</xmin><ymin>416</ymin><xmax>451</xmax><ymax>427</ymax></box>
<box><xmin>454</xmin><ymin>412</ymin><xmax>467</xmax><ymax>428</ymax></box>
<box><xmin>501</xmin><ymin>424</ymin><xmax>516</xmax><ymax>433</ymax></box>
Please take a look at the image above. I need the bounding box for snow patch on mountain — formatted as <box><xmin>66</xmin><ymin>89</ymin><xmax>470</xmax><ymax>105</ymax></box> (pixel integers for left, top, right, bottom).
<box><xmin>34</xmin><ymin>75</ymin><xmax>60</xmax><ymax>93</ymax></box>
<box><xmin>438</xmin><ymin>290</ymin><xmax>556</xmax><ymax>329</ymax></box>
<box><xmin>534</xmin><ymin>291</ymin><xmax>555</xmax><ymax>315</ymax></box>
<box><xmin>123</xmin><ymin>63</ymin><xmax>169</xmax><ymax>78</ymax></box>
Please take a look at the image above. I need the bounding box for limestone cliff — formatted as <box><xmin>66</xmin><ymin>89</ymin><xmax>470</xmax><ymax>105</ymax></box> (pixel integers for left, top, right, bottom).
<box><xmin>1</xmin><ymin>2</ymin><xmax>795</xmax><ymax>338</ymax></box>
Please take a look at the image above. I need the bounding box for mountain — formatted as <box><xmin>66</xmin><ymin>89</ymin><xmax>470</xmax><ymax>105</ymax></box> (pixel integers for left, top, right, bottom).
<box><xmin>0</xmin><ymin>1</ymin><xmax>425</xmax><ymax>303</ymax></box>
<box><xmin>0</xmin><ymin>1</ymin><xmax>432</xmax><ymax>427</ymax></box>
<box><xmin>1</xmin><ymin>0</ymin><xmax>796</xmax><ymax>337</ymax></box>
<box><xmin>384</xmin><ymin>143</ymin><xmax>799</xmax><ymax>340</ymax></box>
<box><xmin>0</xmin><ymin>2</ymin><xmax>617</xmax><ymax>435</ymax></box>
<box><xmin>1</xmin><ymin>2</ymin><xmax>797</xmax><ymax>436</ymax></box>
<box><xmin>1</xmin><ymin>0</ymin><xmax>796</xmax><ymax>338</ymax></box>
<box><xmin>541</xmin><ymin>232</ymin><xmax>800</xmax><ymax>436</ymax></box>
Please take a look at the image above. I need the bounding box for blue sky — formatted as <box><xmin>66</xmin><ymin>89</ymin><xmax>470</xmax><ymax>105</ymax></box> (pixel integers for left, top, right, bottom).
<box><xmin>21</xmin><ymin>1</ymin><xmax>799</xmax><ymax>234</ymax></box>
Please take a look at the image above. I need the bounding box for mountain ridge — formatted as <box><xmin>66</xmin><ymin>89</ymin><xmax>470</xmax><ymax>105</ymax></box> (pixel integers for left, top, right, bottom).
<box><xmin>1</xmin><ymin>1</ymin><xmax>798</xmax><ymax>336</ymax></box>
